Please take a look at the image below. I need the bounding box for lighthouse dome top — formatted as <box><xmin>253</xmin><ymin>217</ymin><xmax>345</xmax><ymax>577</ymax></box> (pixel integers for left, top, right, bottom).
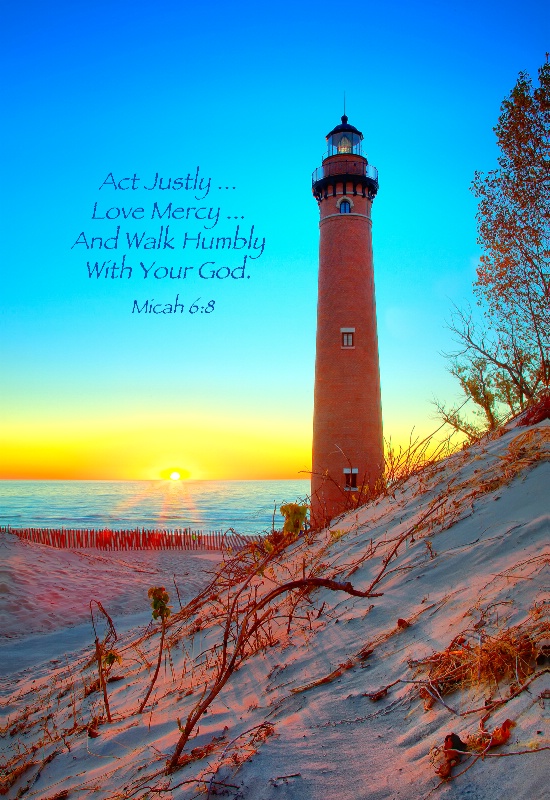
<box><xmin>325</xmin><ymin>114</ymin><xmax>364</xmax><ymax>157</ymax></box>
<box><xmin>326</xmin><ymin>114</ymin><xmax>363</xmax><ymax>139</ymax></box>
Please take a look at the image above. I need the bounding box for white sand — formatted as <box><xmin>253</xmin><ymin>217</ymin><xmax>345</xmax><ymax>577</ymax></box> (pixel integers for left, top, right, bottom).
<box><xmin>2</xmin><ymin>419</ymin><xmax>548</xmax><ymax>799</ymax></box>
<box><xmin>1</xmin><ymin>542</ymin><xmax>221</xmax><ymax>638</ymax></box>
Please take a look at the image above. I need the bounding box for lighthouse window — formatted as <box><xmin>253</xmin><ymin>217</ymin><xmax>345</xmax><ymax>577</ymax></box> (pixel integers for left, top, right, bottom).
<box><xmin>342</xmin><ymin>332</ymin><xmax>354</xmax><ymax>347</ymax></box>
<box><xmin>340</xmin><ymin>200</ymin><xmax>351</xmax><ymax>214</ymax></box>
<box><xmin>344</xmin><ymin>468</ymin><xmax>358</xmax><ymax>489</ymax></box>
<box><xmin>338</xmin><ymin>135</ymin><xmax>352</xmax><ymax>154</ymax></box>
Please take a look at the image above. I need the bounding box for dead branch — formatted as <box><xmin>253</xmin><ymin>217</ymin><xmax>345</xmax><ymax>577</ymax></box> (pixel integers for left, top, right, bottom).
<box><xmin>166</xmin><ymin>576</ymin><xmax>382</xmax><ymax>772</ymax></box>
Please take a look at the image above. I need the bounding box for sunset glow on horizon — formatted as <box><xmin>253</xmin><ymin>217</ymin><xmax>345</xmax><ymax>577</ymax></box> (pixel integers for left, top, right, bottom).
<box><xmin>0</xmin><ymin>412</ymin><xmax>314</xmax><ymax>480</ymax></box>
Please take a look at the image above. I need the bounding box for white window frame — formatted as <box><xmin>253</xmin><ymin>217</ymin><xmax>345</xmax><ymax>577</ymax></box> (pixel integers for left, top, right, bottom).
<box><xmin>341</xmin><ymin>327</ymin><xmax>355</xmax><ymax>349</ymax></box>
<box><xmin>343</xmin><ymin>467</ymin><xmax>359</xmax><ymax>490</ymax></box>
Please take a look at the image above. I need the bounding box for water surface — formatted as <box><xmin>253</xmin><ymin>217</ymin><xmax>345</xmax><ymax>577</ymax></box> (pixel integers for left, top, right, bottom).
<box><xmin>0</xmin><ymin>480</ymin><xmax>310</xmax><ymax>536</ymax></box>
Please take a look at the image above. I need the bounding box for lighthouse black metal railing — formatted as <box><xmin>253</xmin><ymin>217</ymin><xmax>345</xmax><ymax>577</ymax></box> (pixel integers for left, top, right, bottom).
<box><xmin>311</xmin><ymin>161</ymin><xmax>378</xmax><ymax>185</ymax></box>
<box><xmin>312</xmin><ymin>160</ymin><xmax>379</xmax><ymax>202</ymax></box>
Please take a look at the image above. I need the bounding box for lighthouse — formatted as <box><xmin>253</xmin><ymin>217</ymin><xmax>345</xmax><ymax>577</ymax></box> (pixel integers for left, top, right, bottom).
<box><xmin>310</xmin><ymin>115</ymin><xmax>384</xmax><ymax>528</ymax></box>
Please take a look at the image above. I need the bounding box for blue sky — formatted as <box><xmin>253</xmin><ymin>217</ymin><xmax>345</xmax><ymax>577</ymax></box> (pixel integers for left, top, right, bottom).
<box><xmin>1</xmin><ymin>0</ymin><xmax>547</xmax><ymax>479</ymax></box>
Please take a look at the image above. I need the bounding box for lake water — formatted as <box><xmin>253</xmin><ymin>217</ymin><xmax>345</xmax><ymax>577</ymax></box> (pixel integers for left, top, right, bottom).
<box><xmin>0</xmin><ymin>480</ymin><xmax>310</xmax><ymax>537</ymax></box>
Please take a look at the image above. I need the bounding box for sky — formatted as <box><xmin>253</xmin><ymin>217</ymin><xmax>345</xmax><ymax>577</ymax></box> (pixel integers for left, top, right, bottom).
<box><xmin>1</xmin><ymin>0</ymin><xmax>547</xmax><ymax>481</ymax></box>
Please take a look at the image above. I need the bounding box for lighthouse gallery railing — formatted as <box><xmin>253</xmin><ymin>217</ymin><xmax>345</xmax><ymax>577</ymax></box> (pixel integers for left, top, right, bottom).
<box><xmin>311</xmin><ymin>161</ymin><xmax>378</xmax><ymax>186</ymax></box>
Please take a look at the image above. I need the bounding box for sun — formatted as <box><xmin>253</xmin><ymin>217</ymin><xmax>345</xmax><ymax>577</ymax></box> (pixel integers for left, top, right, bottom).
<box><xmin>159</xmin><ymin>467</ymin><xmax>191</xmax><ymax>481</ymax></box>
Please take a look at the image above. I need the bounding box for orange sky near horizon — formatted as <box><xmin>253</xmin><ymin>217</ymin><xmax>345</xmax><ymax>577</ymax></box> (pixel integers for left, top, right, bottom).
<box><xmin>0</xmin><ymin>402</ymin><xmax>448</xmax><ymax>481</ymax></box>
<box><xmin>0</xmin><ymin>415</ymin><xmax>313</xmax><ymax>481</ymax></box>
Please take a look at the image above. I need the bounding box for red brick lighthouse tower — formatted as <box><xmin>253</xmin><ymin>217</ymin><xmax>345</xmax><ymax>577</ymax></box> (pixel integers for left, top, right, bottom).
<box><xmin>310</xmin><ymin>115</ymin><xmax>383</xmax><ymax>528</ymax></box>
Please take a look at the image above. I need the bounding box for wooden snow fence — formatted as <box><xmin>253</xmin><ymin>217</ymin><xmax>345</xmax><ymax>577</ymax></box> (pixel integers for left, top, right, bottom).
<box><xmin>2</xmin><ymin>525</ymin><xmax>261</xmax><ymax>552</ymax></box>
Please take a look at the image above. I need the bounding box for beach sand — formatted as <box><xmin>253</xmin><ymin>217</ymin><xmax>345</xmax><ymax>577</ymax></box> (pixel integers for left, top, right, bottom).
<box><xmin>2</xmin><ymin>418</ymin><xmax>548</xmax><ymax>799</ymax></box>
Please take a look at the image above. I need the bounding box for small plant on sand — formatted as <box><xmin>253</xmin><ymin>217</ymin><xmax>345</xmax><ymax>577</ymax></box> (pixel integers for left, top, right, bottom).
<box><xmin>102</xmin><ymin>648</ymin><xmax>122</xmax><ymax>672</ymax></box>
<box><xmin>260</xmin><ymin>504</ymin><xmax>309</xmax><ymax>555</ymax></box>
<box><xmin>89</xmin><ymin>600</ymin><xmax>118</xmax><ymax>724</ymax></box>
<box><xmin>280</xmin><ymin>503</ymin><xmax>308</xmax><ymax>539</ymax></box>
<box><xmin>138</xmin><ymin>587</ymin><xmax>172</xmax><ymax>714</ymax></box>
